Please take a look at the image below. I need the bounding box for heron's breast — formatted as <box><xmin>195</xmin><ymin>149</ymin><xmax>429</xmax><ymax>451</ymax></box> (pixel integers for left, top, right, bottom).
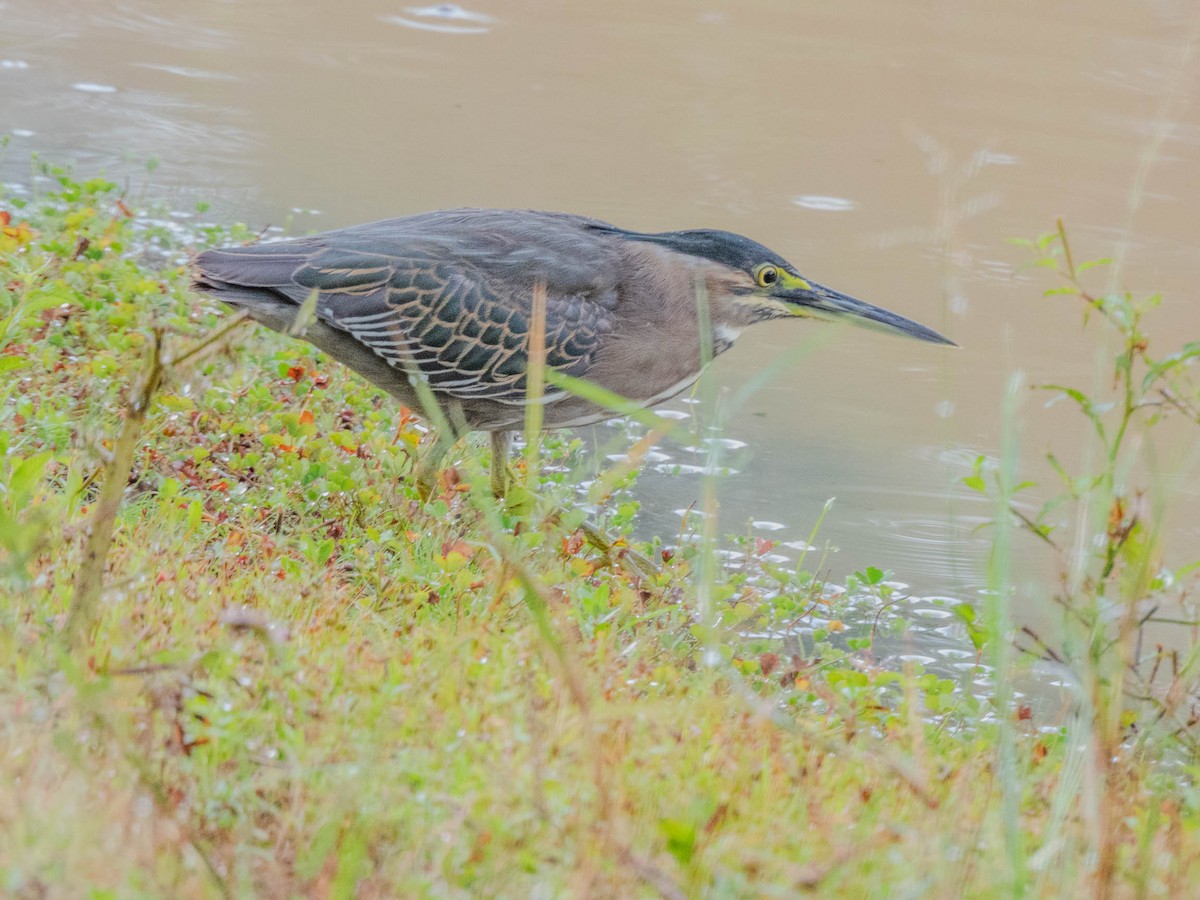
<box><xmin>583</xmin><ymin>327</ymin><xmax>706</xmax><ymax>409</ymax></box>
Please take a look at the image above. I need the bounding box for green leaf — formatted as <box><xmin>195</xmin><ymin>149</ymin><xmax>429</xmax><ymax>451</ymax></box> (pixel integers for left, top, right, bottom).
<box><xmin>331</xmin><ymin>828</ymin><xmax>368</xmax><ymax>898</ymax></box>
<box><xmin>186</xmin><ymin>499</ymin><xmax>203</xmax><ymax>531</ymax></box>
<box><xmin>954</xmin><ymin>603</ymin><xmax>985</xmax><ymax>650</ymax></box>
<box><xmin>1041</xmin><ymin>384</ymin><xmax>1093</xmax><ymax>415</ymax></box>
<box><xmin>659</xmin><ymin>817</ymin><xmax>698</xmax><ymax>865</ymax></box>
<box><xmin>1142</xmin><ymin>342</ymin><xmax>1200</xmax><ymax>392</ymax></box>
<box><xmin>296</xmin><ymin>818</ymin><xmax>343</xmax><ymax>881</ymax></box>
<box><xmin>8</xmin><ymin>451</ymin><xmax>52</xmax><ymax>509</ymax></box>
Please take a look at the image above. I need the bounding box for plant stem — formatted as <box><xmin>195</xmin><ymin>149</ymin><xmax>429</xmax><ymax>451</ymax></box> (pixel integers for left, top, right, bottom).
<box><xmin>65</xmin><ymin>329</ymin><xmax>165</xmax><ymax>649</ymax></box>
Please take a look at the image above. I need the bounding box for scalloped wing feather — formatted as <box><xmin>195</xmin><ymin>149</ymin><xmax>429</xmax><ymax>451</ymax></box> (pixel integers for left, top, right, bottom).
<box><xmin>198</xmin><ymin>211</ymin><xmax>622</xmax><ymax>406</ymax></box>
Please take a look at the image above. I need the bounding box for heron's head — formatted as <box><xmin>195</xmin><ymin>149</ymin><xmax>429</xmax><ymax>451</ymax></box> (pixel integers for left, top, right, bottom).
<box><xmin>602</xmin><ymin>226</ymin><xmax>956</xmax><ymax>347</ymax></box>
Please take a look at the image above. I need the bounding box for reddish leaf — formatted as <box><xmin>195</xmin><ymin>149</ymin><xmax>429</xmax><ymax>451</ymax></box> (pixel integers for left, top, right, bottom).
<box><xmin>441</xmin><ymin>540</ymin><xmax>472</xmax><ymax>558</ymax></box>
<box><xmin>561</xmin><ymin>530</ymin><xmax>585</xmax><ymax>556</ymax></box>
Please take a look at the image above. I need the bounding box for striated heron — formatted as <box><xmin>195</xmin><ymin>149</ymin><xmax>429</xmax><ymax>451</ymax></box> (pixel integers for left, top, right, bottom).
<box><xmin>193</xmin><ymin>209</ymin><xmax>954</xmax><ymax>495</ymax></box>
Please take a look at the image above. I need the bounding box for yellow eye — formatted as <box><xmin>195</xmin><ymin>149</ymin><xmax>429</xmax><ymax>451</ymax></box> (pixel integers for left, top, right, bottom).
<box><xmin>755</xmin><ymin>265</ymin><xmax>779</xmax><ymax>288</ymax></box>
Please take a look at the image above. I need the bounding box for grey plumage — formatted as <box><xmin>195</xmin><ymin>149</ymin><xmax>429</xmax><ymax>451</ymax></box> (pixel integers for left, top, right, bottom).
<box><xmin>193</xmin><ymin>208</ymin><xmax>953</xmax><ymax>488</ymax></box>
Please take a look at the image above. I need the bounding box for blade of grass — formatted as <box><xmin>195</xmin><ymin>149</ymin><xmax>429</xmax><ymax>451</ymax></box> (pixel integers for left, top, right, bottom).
<box><xmin>523</xmin><ymin>280</ymin><xmax>547</xmax><ymax>488</ymax></box>
<box><xmin>988</xmin><ymin>368</ymin><xmax>1028</xmax><ymax>895</ymax></box>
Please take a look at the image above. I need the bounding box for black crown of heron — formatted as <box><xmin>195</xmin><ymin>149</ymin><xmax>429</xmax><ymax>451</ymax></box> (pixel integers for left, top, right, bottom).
<box><xmin>193</xmin><ymin>208</ymin><xmax>954</xmax><ymax>492</ymax></box>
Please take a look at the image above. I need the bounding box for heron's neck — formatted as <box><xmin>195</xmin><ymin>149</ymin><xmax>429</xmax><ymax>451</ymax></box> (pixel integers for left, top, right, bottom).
<box><xmin>703</xmin><ymin>274</ymin><xmax>762</xmax><ymax>357</ymax></box>
<box><xmin>711</xmin><ymin>322</ymin><xmax>742</xmax><ymax>356</ymax></box>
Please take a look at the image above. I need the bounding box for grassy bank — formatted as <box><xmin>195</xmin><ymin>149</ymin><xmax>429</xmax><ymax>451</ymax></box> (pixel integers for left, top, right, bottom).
<box><xmin>2</xmin><ymin>162</ymin><xmax>1198</xmax><ymax>897</ymax></box>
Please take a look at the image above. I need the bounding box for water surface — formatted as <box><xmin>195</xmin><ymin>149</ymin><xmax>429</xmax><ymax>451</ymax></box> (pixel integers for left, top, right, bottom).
<box><xmin>3</xmin><ymin>0</ymin><xmax>1199</xmax><ymax>636</ymax></box>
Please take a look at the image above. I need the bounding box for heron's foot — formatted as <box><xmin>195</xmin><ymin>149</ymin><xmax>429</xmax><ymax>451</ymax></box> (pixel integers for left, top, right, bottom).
<box><xmin>578</xmin><ymin>520</ymin><xmax>658</xmax><ymax>581</ymax></box>
<box><xmin>490</xmin><ymin>461</ymin><xmax>514</xmax><ymax>498</ymax></box>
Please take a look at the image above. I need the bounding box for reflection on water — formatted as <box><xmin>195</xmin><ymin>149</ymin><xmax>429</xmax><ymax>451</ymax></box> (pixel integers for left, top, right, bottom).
<box><xmin>2</xmin><ymin>0</ymin><xmax>1199</xmax><ymax>643</ymax></box>
<box><xmin>792</xmin><ymin>195</ymin><xmax>858</xmax><ymax>212</ymax></box>
<box><xmin>383</xmin><ymin>4</ymin><xmax>496</xmax><ymax>35</ymax></box>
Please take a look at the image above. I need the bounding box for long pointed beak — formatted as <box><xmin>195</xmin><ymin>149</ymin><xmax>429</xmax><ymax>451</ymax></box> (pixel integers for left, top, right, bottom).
<box><xmin>786</xmin><ymin>281</ymin><xmax>957</xmax><ymax>346</ymax></box>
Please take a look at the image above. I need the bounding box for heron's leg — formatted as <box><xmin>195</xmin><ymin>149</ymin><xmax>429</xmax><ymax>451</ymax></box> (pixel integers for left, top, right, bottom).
<box><xmin>489</xmin><ymin>430</ymin><xmax>511</xmax><ymax>497</ymax></box>
<box><xmin>485</xmin><ymin>430</ymin><xmax>656</xmax><ymax>577</ymax></box>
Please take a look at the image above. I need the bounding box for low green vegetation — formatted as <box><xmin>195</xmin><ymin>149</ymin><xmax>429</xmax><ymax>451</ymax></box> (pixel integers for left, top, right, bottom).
<box><xmin>2</xmin><ymin>160</ymin><xmax>1199</xmax><ymax>897</ymax></box>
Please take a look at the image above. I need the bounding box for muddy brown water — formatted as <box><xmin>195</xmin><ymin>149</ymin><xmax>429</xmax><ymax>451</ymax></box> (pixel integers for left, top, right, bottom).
<box><xmin>3</xmin><ymin>0</ymin><xmax>1199</xmax><ymax>645</ymax></box>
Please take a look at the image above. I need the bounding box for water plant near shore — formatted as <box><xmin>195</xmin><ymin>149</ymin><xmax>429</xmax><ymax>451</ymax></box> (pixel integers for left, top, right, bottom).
<box><xmin>963</xmin><ymin>222</ymin><xmax>1200</xmax><ymax>896</ymax></box>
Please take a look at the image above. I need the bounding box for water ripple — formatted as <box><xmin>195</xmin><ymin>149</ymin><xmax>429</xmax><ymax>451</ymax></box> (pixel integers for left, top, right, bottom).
<box><xmin>792</xmin><ymin>195</ymin><xmax>858</xmax><ymax>212</ymax></box>
<box><xmin>382</xmin><ymin>4</ymin><xmax>495</xmax><ymax>35</ymax></box>
<box><xmin>134</xmin><ymin>63</ymin><xmax>237</xmax><ymax>82</ymax></box>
